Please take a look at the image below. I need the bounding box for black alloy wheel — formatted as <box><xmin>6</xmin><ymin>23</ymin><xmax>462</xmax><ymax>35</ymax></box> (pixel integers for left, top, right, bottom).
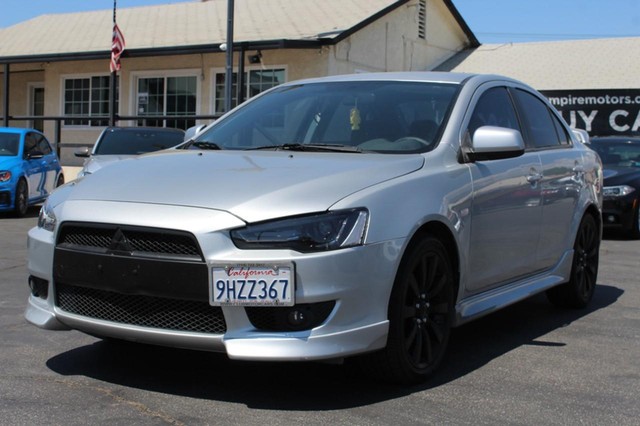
<box><xmin>359</xmin><ymin>236</ymin><xmax>454</xmax><ymax>384</ymax></box>
<box><xmin>547</xmin><ymin>214</ymin><xmax>599</xmax><ymax>308</ymax></box>
<box><xmin>14</xmin><ymin>179</ymin><xmax>29</xmax><ymax>217</ymax></box>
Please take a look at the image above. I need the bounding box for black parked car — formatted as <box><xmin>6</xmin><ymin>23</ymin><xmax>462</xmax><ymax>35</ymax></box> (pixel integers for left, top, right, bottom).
<box><xmin>590</xmin><ymin>136</ymin><xmax>640</xmax><ymax>238</ymax></box>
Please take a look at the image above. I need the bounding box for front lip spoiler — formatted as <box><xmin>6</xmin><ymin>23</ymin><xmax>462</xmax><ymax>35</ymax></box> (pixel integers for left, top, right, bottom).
<box><xmin>31</xmin><ymin>299</ymin><xmax>390</xmax><ymax>361</ymax></box>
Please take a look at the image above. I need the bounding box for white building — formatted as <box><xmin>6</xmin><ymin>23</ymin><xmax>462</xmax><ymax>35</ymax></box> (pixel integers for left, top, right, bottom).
<box><xmin>0</xmin><ymin>0</ymin><xmax>478</xmax><ymax>164</ymax></box>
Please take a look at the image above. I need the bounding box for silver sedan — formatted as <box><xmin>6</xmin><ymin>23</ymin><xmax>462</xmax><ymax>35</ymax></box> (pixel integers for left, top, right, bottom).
<box><xmin>26</xmin><ymin>72</ymin><xmax>603</xmax><ymax>384</ymax></box>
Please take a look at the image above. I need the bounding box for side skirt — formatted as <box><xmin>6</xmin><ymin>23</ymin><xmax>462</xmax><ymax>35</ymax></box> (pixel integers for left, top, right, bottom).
<box><xmin>454</xmin><ymin>249</ymin><xmax>574</xmax><ymax>326</ymax></box>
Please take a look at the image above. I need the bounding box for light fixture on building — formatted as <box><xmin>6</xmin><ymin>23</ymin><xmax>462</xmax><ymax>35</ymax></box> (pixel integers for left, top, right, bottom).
<box><xmin>249</xmin><ymin>51</ymin><xmax>262</xmax><ymax>64</ymax></box>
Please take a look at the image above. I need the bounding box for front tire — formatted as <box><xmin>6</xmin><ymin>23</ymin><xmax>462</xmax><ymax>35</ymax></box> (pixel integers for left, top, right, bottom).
<box><xmin>13</xmin><ymin>179</ymin><xmax>29</xmax><ymax>217</ymax></box>
<box><xmin>358</xmin><ymin>236</ymin><xmax>454</xmax><ymax>384</ymax></box>
<box><xmin>546</xmin><ymin>214</ymin><xmax>599</xmax><ymax>308</ymax></box>
<box><xmin>630</xmin><ymin>201</ymin><xmax>640</xmax><ymax>239</ymax></box>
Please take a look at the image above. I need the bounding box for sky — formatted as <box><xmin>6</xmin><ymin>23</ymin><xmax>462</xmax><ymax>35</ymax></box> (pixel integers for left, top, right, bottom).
<box><xmin>0</xmin><ymin>0</ymin><xmax>639</xmax><ymax>44</ymax></box>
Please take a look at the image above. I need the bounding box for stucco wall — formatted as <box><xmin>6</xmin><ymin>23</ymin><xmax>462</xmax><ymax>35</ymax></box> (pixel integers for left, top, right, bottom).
<box><xmin>328</xmin><ymin>0</ymin><xmax>470</xmax><ymax>75</ymax></box>
<box><xmin>0</xmin><ymin>64</ymin><xmax>45</xmax><ymax>128</ymax></box>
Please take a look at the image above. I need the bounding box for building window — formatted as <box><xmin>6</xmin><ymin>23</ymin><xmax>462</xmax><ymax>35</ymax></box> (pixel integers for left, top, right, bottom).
<box><xmin>418</xmin><ymin>0</ymin><xmax>427</xmax><ymax>40</ymax></box>
<box><xmin>214</xmin><ymin>68</ymin><xmax>285</xmax><ymax>114</ymax></box>
<box><xmin>137</xmin><ymin>75</ymin><xmax>197</xmax><ymax>130</ymax></box>
<box><xmin>63</xmin><ymin>76</ymin><xmax>118</xmax><ymax>126</ymax></box>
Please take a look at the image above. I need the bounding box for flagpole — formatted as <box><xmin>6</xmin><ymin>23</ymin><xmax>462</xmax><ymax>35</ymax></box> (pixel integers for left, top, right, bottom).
<box><xmin>109</xmin><ymin>0</ymin><xmax>117</xmax><ymax>126</ymax></box>
<box><xmin>224</xmin><ymin>0</ymin><xmax>234</xmax><ymax>113</ymax></box>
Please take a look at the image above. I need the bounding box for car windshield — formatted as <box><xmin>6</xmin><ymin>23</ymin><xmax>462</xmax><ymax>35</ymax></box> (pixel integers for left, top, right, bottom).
<box><xmin>591</xmin><ymin>139</ymin><xmax>640</xmax><ymax>167</ymax></box>
<box><xmin>95</xmin><ymin>129</ymin><xmax>184</xmax><ymax>155</ymax></box>
<box><xmin>189</xmin><ymin>81</ymin><xmax>459</xmax><ymax>154</ymax></box>
<box><xmin>0</xmin><ymin>133</ymin><xmax>20</xmax><ymax>156</ymax></box>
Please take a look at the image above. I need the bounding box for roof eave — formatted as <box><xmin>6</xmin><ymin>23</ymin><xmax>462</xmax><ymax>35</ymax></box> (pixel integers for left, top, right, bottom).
<box><xmin>0</xmin><ymin>39</ymin><xmax>326</xmax><ymax>65</ymax></box>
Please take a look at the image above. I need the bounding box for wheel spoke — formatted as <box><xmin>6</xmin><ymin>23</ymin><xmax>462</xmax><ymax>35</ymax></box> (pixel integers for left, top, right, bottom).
<box><xmin>412</xmin><ymin>326</ymin><xmax>423</xmax><ymax>365</ymax></box>
<box><xmin>430</xmin><ymin>302</ymin><xmax>449</xmax><ymax>314</ymax></box>
<box><xmin>403</xmin><ymin>304</ymin><xmax>417</xmax><ymax>319</ymax></box>
<box><xmin>428</xmin><ymin>319</ymin><xmax>446</xmax><ymax>344</ymax></box>
<box><xmin>421</xmin><ymin>327</ymin><xmax>433</xmax><ymax>364</ymax></box>
<box><xmin>405</xmin><ymin>323</ymin><xmax>418</xmax><ymax>349</ymax></box>
<box><xmin>408</xmin><ymin>276</ymin><xmax>420</xmax><ymax>300</ymax></box>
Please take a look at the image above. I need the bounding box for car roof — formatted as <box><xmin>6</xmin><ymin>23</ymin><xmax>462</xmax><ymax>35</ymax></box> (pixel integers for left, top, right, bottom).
<box><xmin>0</xmin><ymin>127</ymin><xmax>39</xmax><ymax>135</ymax></box>
<box><xmin>590</xmin><ymin>136</ymin><xmax>640</xmax><ymax>144</ymax></box>
<box><xmin>278</xmin><ymin>71</ymin><xmax>523</xmax><ymax>87</ymax></box>
<box><xmin>104</xmin><ymin>126</ymin><xmax>184</xmax><ymax>134</ymax></box>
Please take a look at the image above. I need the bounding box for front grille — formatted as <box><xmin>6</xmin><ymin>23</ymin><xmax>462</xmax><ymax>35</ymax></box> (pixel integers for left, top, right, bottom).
<box><xmin>0</xmin><ymin>191</ymin><xmax>10</xmax><ymax>206</ymax></box>
<box><xmin>57</xmin><ymin>222</ymin><xmax>202</xmax><ymax>260</ymax></box>
<box><xmin>55</xmin><ymin>283</ymin><xmax>227</xmax><ymax>334</ymax></box>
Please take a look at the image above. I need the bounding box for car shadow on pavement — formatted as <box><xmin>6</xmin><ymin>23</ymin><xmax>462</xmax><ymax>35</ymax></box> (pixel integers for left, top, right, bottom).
<box><xmin>0</xmin><ymin>206</ymin><xmax>40</xmax><ymax>219</ymax></box>
<box><xmin>45</xmin><ymin>284</ymin><xmax>623</xmax><ymax>410</ymax></box>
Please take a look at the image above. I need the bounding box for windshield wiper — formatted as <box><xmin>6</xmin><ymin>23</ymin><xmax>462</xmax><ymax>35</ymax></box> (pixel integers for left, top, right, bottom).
<box><xmin>188</xmin><ymin>141</ymin><xmax>222</xmax><ymax>150</ymax></box>
<box><xmin>247</xmin><ymin>143</ymin><xmax>362</xmax><ymax>153</ymax></box>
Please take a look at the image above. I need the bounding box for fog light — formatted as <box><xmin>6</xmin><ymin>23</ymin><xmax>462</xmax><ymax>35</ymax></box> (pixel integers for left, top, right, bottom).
<box><xmin>245</xmin><ymin>301</ymin><xmax>336</xmax><ymax>331</ymax></box>
<box><xmin>287</xmin><ymin>309</ymin><xmax>311</xmax><ymax>328</ymax></box>
<box><xmin>607</xmin><ymin>215</ymin><xmax>616</xmax><ymax>223</ymax></box>
<box><xmin>28</xmin><ymin>276</ymin><xmax>48</xmax><ymax>299</ymax></box>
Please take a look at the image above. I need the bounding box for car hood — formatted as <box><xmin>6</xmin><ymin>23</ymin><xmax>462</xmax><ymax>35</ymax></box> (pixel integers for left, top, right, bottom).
<box><xmin>83</xmin><ymin>155</ymin><xmax>136</xmax><ymax>174</ymax></box>
<box><xmin>602</xmin><ymin>166</ymin><xmax>640</xmax><ymax>185</ymax></box>
<box><xmin>0</xmin><ymin>156</ymin><xmax>19</xmax><ymax>169</ymax></box>
<box><xmin>68</xmin><ymin>150</ymin><xmax>424</xmax><ymax>223</ymax></box>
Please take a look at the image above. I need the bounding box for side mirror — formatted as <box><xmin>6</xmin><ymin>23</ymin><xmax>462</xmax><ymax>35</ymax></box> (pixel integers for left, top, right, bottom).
<box><xmin>572</xmin><ymin>128</ymin><xmax>590</xmax><ymax>145</ymax></box>
<box><xmin>184</xmin><ymin>124</ymin><xmax>207</xmax><ymax>142</ymax></box>
<box><xmin>74</xmin><ymin>147</ymin><xmax>91</xmax><ymax>158</ymax></box>
<box><xmin>467</xmin><ymin>126</ymin><xmax>525</xmax><ymax>162</ymax></box>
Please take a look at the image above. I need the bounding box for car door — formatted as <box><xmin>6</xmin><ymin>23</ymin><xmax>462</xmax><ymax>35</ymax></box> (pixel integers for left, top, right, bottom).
<box><xmin>35</xmin><ymin>133</ymin><xmax>59</xmax><ymax>194</ymax></box>
<box><xmin>23</xmin><ymin>132</ymin><xmax>46</xmax><ymax>199</ymax></box>
<box><xmin>510</xmin><ymin>88</ymin><xmax>582</xmax><ymax>270</ymax></box>
<box><xmin>465</xmin><ymin>85</ymin><xmax>544</xmax><ymax>294</ymax></box>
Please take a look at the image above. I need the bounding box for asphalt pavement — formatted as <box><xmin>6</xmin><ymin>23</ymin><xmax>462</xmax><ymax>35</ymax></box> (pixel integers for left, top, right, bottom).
<box><xmin>1</xmin><ymin>207</ymin><xmax>638</xmax><ymax>425</ymax></box>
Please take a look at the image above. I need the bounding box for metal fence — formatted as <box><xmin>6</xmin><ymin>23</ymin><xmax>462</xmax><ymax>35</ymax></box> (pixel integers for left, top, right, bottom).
<box><xmin>3</xmin><ymin>114</ymin><xmax>221</xmax><ymax>158</ymax></box>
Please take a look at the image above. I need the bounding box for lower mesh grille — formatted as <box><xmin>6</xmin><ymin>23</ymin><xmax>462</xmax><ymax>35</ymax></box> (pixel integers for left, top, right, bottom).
<box><xmin>55</xmin><ymin>283</ymin><xmax>226</xmax><ymax>334</ymax></box>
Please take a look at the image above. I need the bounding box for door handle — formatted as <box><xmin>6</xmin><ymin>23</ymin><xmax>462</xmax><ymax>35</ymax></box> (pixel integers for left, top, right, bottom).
<box><xmin>526</xmin><ymin>171</ymin><xmax>543</xmax><ymax>184</ymax></box>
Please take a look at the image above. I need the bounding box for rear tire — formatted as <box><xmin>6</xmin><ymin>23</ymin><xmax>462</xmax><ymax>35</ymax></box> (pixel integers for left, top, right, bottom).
<box><xmin>358</xmin><ymin>236</ymin><xmax>454</xmax><ymax>384</ymax></box>
<box><xmin>55</xmin><ymin>173</ymin><xmax>65</xmax><ymax>188</ymax></box>
<box><xmin>13</xmin><ymin>179</ymin><xmax>29</xmax><ymax>217</ymax></box>
<box><xmin>546</xmin><ymin>214</ymin><xmax>599</xmax><ymax>308</ymax></box>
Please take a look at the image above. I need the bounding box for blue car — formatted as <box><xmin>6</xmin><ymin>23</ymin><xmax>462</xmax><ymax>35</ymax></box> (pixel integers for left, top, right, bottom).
<box><xmin>0</xmin><ymin>128</ymin><xmax>64</xmax><ymax>216</ymax></box>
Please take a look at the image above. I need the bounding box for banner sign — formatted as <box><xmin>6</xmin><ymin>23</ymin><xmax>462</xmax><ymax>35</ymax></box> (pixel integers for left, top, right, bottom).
<box><xmin>541</xmin><ymin>89</ymin><xmax>640</xmax><ymax>137</ymax></box>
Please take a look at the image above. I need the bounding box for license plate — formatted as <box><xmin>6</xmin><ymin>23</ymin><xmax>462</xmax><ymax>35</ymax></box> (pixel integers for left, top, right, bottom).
<box><xmin>210</xmin><ymin>264</ymin><xmax>294</xmax><ymax>306</ymax></box>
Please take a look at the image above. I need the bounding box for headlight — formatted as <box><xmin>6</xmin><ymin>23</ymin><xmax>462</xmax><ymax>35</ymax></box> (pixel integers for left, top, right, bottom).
<box><xmin>603</xmin><ymin>185</ymin><xmax>635</xmax><ymax>198</ymax></box>
<box><xmin>37</xmin><ymin>201</ymin><xmax>57</xmax><ymax>232</ymax></box>
<box><xmin>231</xmin><ymin>208</ymin><xmax>369</xmax><ymax>253</ymax></box>
<box><xmin>0</xmin><ymin>171</ymin><xmax>11</xmax><ymax>182</ymax></box>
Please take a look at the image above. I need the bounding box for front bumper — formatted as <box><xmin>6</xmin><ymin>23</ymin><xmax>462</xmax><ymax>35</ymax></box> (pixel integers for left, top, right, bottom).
<box><xmin>26</xmin><ymin>202</ymin><xmax>402</xmax><ymax>361</ymax></box>
<box><xmin>601</xmin><ymin>196</ymin><xmax>638</xmax><ymax>230</ymax></box>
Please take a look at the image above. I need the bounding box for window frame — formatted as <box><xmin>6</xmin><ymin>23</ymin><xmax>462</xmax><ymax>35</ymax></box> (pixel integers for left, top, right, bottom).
<box><xmin>130</xmin><ymin>69</ymin><xmax>202</xmax><ymax>129</ymax></box>
<box><xmin>60</xmin><ymin>73</ymin><xmax>119</xmax><ymax>128</ymax></box>
<box><xmin>210</xmin><ymin>65</ymin><xmax>287</xmax><ymax>115</ymax></box>
<box><xmin>510</xmin><ymin>87</ymin><xmax>572</xmax><ymax>150</ymax></box>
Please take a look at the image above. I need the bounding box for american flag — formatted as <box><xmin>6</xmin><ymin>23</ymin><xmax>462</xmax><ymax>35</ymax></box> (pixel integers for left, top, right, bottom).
<box><xmin>110</xmin><ymin>23</ymin><xmax>126</xmax><ymax>73</ymax></box>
